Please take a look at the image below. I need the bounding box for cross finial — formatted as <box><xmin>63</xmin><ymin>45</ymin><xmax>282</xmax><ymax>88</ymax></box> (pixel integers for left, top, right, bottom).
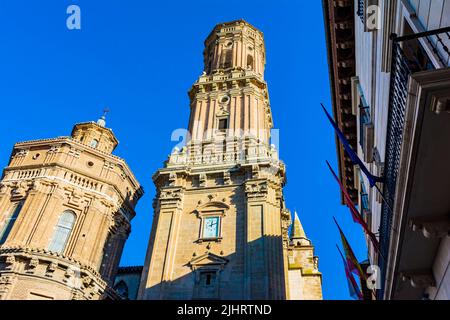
<box><xmin>97</xmin><ymin>107</ymin><xmax>109</xmax><ymax>127</ymax></box>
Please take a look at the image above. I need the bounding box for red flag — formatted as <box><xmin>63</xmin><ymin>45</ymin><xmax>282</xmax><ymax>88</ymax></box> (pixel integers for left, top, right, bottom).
<box><xmin>333</xmin><ymin>217</ymin><xmax>366</xmax><ymax>281</ymax></box>
<box><xmin>326</xmin><ymin>161</ymin><xmax>380</xmax><ymax>253</ymax></box>
<box><xmin>337</xmin><ymin>245</ymin><xmax>363</xmax><ymax>300</ymax></box>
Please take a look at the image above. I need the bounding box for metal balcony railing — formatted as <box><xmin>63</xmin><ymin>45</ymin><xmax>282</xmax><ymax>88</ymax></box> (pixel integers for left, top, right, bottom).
<box><xmin>360</xmin><ymin>181</ymin><xmax>370</xmax><ymax>218</ymax></box>
<box><xmin>357</xmin><ymin>0</ymin><xmax>365</xmax><ymax>24</ymax></box>
<box><xmin>359</xmin><ymin>104</ymin><xmax>371</xmax><ymax>149</ymax></box>
<box><xmin>378</xmin><ymin>26</ymin><xmax>450</xmax><ymax>299</ymax></box>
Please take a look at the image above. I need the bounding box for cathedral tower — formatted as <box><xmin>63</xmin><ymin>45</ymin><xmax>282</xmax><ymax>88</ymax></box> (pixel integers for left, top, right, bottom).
<box><xmin>139</xmin><ymin>20</ymin><xmax>322</xmax><ymax>300</ymax></box>
<box><xmin>0</xmin><ymin>115</ymin><xmax>143</xmax><ymax>300</ymax></box>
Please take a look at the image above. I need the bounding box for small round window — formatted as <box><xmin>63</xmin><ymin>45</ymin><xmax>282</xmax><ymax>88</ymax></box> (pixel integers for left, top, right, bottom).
<box><xmin>220</xmin><ymin>96</ymin><xmax>230</xmax><ymax>104</ymax></box>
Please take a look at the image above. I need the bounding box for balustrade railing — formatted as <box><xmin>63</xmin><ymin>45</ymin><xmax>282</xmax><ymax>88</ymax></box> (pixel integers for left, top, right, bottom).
<box><xmin>378</xmin><ymin>26</ymin><xmax>450</xmax><ymax>299</ymax></box>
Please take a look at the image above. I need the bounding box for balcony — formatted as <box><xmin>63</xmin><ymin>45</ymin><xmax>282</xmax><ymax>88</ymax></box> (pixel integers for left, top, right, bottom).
<box><xmin>356</xmin><ymin>0</ymin><xmax>365</xmax><ymax>24</ymax></box>
<box><xmin>379</xmin><ymin>26</ymin><xmax>450</xmax><ymax>300</ymax></box>
<box><xmin>359</xmin><ymin>102</ymin><xmax>374</xmax><ymax>163</ymax></box>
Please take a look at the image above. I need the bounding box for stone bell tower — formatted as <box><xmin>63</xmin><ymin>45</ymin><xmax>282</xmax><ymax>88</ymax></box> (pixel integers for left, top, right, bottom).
<box><xmin>0</xmin><ymin>114</ymin><xmax>143</xmax><ymax>300</ymax></box>
<box><xmin>139</xmin><ymin>20</ymin><xmax>322</xmax><ymax>300</ymax></box>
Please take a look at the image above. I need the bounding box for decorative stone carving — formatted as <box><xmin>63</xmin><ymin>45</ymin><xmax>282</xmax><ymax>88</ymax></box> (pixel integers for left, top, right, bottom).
<box><xmin>223</xmin><ymin>171</ymin><xmax>231</xmax><ymax>185</ymax></box>
<box><xmin>0</xmin><ymin>183</ymin><xmax>7</xmax><ymax>194</ymax></box>
<box><xmin>5</xmin><ymin>255</ymin><xmax>15</xmax><ymax>266</ymax></box>
<box><xmin>82</xmin><ymin>276</ymin><xmax>94</xmax><ymax>288</ymax></box>
<box><xmin>67</xmin><ymin>189</ymin><xmax>84</xmax><ymax>207</ymax></box>
<box><xmin>15</xmin><ymin>149</ymin><xmax>29</xmax><ymax>158</ymax></box>
<box><xmin>0</xmin><ymin>275</ymin><xmax>14</xmax><ymax>299</ymax></box>
<box><xmin>47</xmin><ymin>146</ymin><xmax>60</xmax><ymax>154</ymax></box>
<box><xmin>46</xmin><ymin>262</ymin><xmax>57</xmax><ymax>275</ymax></box>
<box><xmin>159</xmin><ymin>188</ymin><xmax>182</xmax><ymax>200</ymax></box>
<box><xmin>199</xmin><ymin>173</ymin><xmax>207</xmax><ymax>188</ymax></box>
<box><xmin>27</xmin><ymin>258</ymin><xmax>39</xmax><ymax>273</ymax></box>
<box><xmin>245</xmin><ymin>181</ymin><xmax>268</xmax><ymax>198</ymax></box>
<box><xmin>68</xmin><ymin>148</ymin><xmax>81</xmax><ymax>159</ymax></box>
<box><xmin>313</xmin><ymin>256</ymin><xmax>319</xmax><ymax>271</ymax></box>
<box><xmin>71</xmin><ymin>290</ymin><xmax>83</xmax><ymax>300</ymax></box>
<box><xmin>252</xmin><ymin>164</ymin><xmax>260</xmax><ymax>179</ymax></box>
<box><xmin>64</xmin><ymin>267</ymin><xmax>75</xmax><ymax>283</ymax></box>
<box><xmin>409</xmin><ymin>216</ymin><xmax>450</xmax><ymax>239</ymax></box>
<box><xmin>168</xmin><ymin>172</ymin><xmax>177</xmax><ymax>187</ymax></box>
<box><xmin>11</xmin><ymin>181</ymin><xmax>28</xmax><ymax>199</ymax></box>
<box><xmin>401</xmin><ymin>271</ymin><xmax>436</xmax><ymax>288</ymax></box>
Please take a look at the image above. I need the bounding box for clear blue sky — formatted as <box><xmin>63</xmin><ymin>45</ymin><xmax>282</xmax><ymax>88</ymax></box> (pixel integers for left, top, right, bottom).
<box><xmin>0</xmin><ymin>0</ymin><xmax>368</xmax><ymax>300</ymax></box>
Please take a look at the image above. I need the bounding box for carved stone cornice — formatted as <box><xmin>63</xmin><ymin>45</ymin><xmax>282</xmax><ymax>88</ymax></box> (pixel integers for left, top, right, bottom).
<box><xmin>158</xmin><ymin>186</ymin><xmax>184</xmax><ymax>209</ymax></box>
<box><xmin>400</xmin><ymin>270</ymin><xmax>436</xmax><ymax>289</ymax></box>
<box><xmin>409</xmin><ymin>215</ymin><xmax>450</xmax><ymax>239</ymax></box>
<box><xmin>245</xmin><ymin>179</ymin><xmax>268</xmax><ymax>200</ymax></box>
<box><xmin>0</xmin><ymin>247</ymin><xmax>119</xmax><ymax>300</ymax></box>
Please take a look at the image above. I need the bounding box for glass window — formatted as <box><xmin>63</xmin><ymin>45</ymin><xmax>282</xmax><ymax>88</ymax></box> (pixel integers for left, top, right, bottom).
<box><xmin>90</xmin><ymin>139</ymin><xmax>99</xmax><ymax>149</ymax></box>
<box><xmin>201</xmin><ymin>271</ymin><xmax>216</xmax><ymax>286</ymax></box>
<box><xmin>48</xmin><ymin>211</ymin><xmax>76</xmax><ymax>254</ymax></box>
<box><xmin>218</xmin><ymin>118</ymin><xmax>228</xmax><ymax>132</ymax></box>
<box><xmin>114</xmin><ymin>281</ymin><xmax>129</xmax><ymax>299</ymax></box>
<box><xmin>0</xmin><ymin>202</ymin><xmax>23</xmax><ymax>244</ymax></box>
<box><xmin>359</xmin><ymin>173</ymin><xmax>370</xmax><ymax>218</ymax></box>
<box><xmin>247</xmin><ymin>54</ymin><xmax>254</xmax><ymax>70</ymax></box>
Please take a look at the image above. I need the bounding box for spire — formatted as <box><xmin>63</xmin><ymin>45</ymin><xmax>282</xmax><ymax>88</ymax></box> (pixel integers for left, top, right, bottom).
<box><xmin>290</xmin><ymin>211</ymin><xmax>311</xmax><ymax>245</ymax></box>
<box><xmin>97</xmin><ymin>108</ymin><xmax>109</xmax><ymax>128</ymax></box>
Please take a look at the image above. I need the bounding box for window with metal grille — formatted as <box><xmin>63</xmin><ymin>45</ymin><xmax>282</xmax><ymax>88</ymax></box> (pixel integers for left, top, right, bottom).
<box><xmin>359</xmin><ymin>99</ymin><xmax>371</xmax><ymax>149</ymax></box>
<box><xmin>359</xmin><ymin>178</ymin><xmax>370</xmax><ymax>219</ymax></box>
<box><xmin>357</xmin><ymin>0</ymin><xmax>365</xmax><ymax>24</ymax></box>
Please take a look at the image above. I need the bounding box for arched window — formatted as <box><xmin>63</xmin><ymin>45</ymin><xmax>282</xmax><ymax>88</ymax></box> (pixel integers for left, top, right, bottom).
<box><xmin>223</xmin><ymin>50</ymin><xmax>233</xmax><ymax>68</ymax></box>
<box><xmin>90</xmin><ymin>139</ymin><xmax>99</xmax><ymax>149</ymax></box>
<box><xmin>48</xmin><ymin>210</ymin><xmax>76</xmax><ymax>254</ymax></box>
<box><xmin>0</xmin><ymin>202</ymin><xmax>23</xmax><ymax>244</ymax></box>
<box><xmin>247</xmin><ymin>54</ymin><xmax>254</xmax><ymax>70</ymax></box>
<box><xmin>114</xmin><ymin>280</ymin><xmax>129</xmax><ymax>299</ymax></box>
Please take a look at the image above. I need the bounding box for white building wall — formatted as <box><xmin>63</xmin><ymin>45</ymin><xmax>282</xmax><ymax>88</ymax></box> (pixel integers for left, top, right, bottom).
<box><xmin>353</xmin><ymin>0</ymin><xmax>450</xmax><ymax>298</ymax></box>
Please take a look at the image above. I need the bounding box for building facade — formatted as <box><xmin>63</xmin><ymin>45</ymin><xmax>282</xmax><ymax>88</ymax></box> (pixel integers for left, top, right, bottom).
<box><xmin>138</xmin><ymin>20</ymin><xmax>322</xmax><ymax>300</ymax></box>
<box><xmin>324</xmin><ymin>0</ymin><xmax>450</xmax><ymax>299</ymax></box>
<box><xmin>0</xmin><ymin>116</ymin><xmax>143</xmax><ymax>300</ymax></box>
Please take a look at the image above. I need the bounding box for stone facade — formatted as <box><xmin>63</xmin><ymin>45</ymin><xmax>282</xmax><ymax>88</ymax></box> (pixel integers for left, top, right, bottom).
<box><xmin>138</xmin><ymin>20</ymin><xmax>322</xmax><ymax>300</ymax></box>
<box><xmin>0</xmin><ymin>116</ymin><xmax>143</xmax><ymax>300</ymax></box>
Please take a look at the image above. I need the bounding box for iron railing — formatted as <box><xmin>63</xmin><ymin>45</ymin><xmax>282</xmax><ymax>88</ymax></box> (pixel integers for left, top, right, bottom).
<box><xmin>360</xmin><ymin>180</ymin><xmax>370</xmax><ymax>218</ymax></box>
<box><xmin>378</xmin><ymin>26</ymin><xmax>450</xmax><ymax>300</ymax></box>
<box><xmin>357</xmin><ymin>0</ymin><xmax>365</xmax><ymax>24</ymax></box>
<box><xmin>359</xmin><ymin>104</ymin><xmax>371</xmax><ymax>150</ymax></box>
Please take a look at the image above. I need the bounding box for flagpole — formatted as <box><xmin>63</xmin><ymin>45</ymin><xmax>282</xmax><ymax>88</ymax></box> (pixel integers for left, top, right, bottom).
<box><xmin>321</xmin><ymin>102</ymin><xmax>394</xmax><ymax>214</ymax></box>
<box><xmin>374</xmin><ymin>183</ymin><xmax>394</xmax><ymax>214</ymax></box>
<box><xmin>336</xmin><ymin>244</ymin><xmax>364</xmax><ymax>300</ymax></box>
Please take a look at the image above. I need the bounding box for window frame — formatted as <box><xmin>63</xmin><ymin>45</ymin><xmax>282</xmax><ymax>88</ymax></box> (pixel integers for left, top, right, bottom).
<box><xmin>90</xmin><ymin>139</ymin><xmax>99</xmax><ymax>149</ymax></box>
<box><xmin>0</xmin><ymin>201</ymin><xmax>23</xmax><ymax>245</ymax></box>
<box><xmin>48</xmin><ymin>210</ymin><xmax>77</xmax><ymax>254</ymax></box>
<box><xmin>217</xmin><ymin>117</ymin><xmax>229</xmax><ymax>134</ymax></box>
